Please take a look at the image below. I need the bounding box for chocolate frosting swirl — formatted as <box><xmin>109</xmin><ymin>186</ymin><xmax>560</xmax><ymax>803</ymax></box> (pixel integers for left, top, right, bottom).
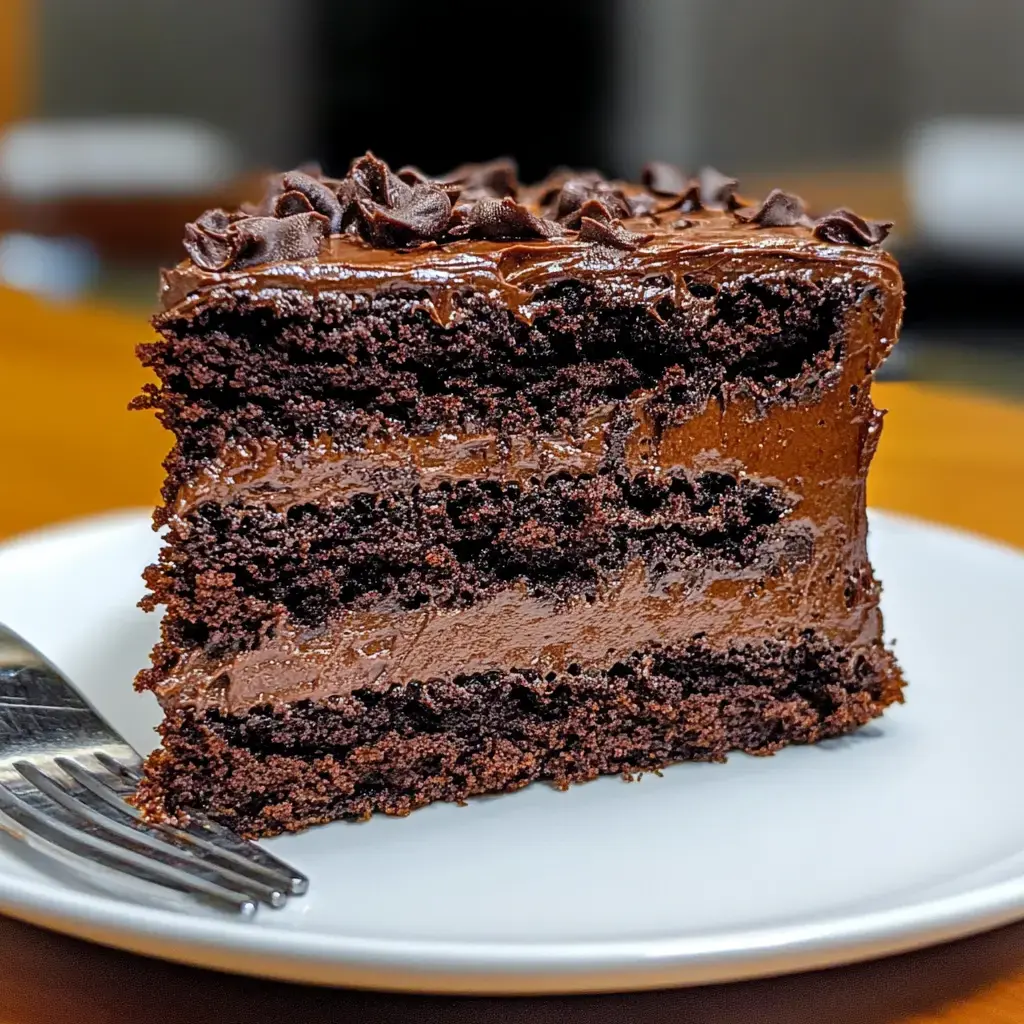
<box><xmin>576</xmin><ymin>198</ymin><xmax>655</xmax><ymax>249</ymax></box>
<box><xmin>453</xmin><ymin>196</ymin><xmax>561</xmax><ymax>241</ymax></box>
<box><xmin>735</xmin><ymin>188</ymin><xmax>809</xmax><ymax>228</ymax></box>
<box><xmin>549</xmin><ymin>178</ymin><xmax>634</xmax><ymax>226</ymax></box>
<box><xmin>641</xmin><ymin>161</ymin><xmax>690</xmax><ymax>196</ymax></box>
<box><xmin>178</xmin><ymin>153</ymin><xmax>896</xmax><ymax>271</ymax></box>
<box><xmin>813</xmin><ymin>209</ymin><xmax>893</xmax><ymax>247</ymax></box>
<box><xmin>272</xmin><ymin>171</ymin><xmax>346</xmax><ymax>231</ymax></box>
<box><xmin>182</xmin><ymin>208</ymin><xmax>330</xmax><ymax>272</ymax></box>
<box><xmin>443</xmin><ymin>157</ymin><xmax>520</xmax><ymax>199</ymax></box>
<box><xmin>698</xmin><ymin>166</ymin><xmax>740</xmax><ymax>211</ymax></box>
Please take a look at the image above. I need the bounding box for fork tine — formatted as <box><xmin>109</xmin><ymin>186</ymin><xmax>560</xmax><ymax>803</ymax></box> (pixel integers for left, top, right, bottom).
<box><xmin>89</xmin><ymin>753</ymin><xmax>309</xmax><ymax>896</ymax></box>
<box><xmin>54</xmin><ymin>756</ymin><xmax>303</xmax><ymax>896</ymax></box>
<box><xmin>0</xmin><ymin>625</ymin><xmax>308</xmax><ymax>911</ymax></box>
<box><xmin>0</xmin><ymin>783</ymin><xmax>257</xmax><ymax>916</ymax></box>
<box><xmin>94</xmin><ymin>751</ymin><xmax>140</xmax><ymax>781</ymax></box>
<box><xmin>12</xmin><ymin>762</ymin><xmax>287</xmax><ymax>907</ymax></box>
<box><xmin>172</xmin><ymin>815</ymin><xmax>310</xmax><ymax>896</ymax></box>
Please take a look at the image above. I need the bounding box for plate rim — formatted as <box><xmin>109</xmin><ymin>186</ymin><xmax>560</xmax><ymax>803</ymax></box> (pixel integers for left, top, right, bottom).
<box><xmin>3</xmin><ymin>850</ymin><xmax>1024</xmax><ymax>993</ymax></box>
<box><xmin>0</xmin><ymin>508</ymin><xmax>1022</xmax><ymax>993</ymax></box>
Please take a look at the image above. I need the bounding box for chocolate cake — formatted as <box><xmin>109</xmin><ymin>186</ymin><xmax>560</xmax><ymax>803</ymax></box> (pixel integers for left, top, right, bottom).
<box><xmin>133</xmin><ymin>154</ymin><xmax>904</xmax><ymax>838</ymax></box>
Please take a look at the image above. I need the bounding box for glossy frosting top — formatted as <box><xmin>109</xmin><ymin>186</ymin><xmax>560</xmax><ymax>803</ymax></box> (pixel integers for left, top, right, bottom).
<box><xmin>159</xmin><ymin>154</ymin><xmax>897</xmax><ymax>316</ymax></box>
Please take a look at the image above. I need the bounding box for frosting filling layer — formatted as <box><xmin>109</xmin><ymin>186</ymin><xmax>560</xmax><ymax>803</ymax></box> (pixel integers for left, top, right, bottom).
<box><xmin>152</xmin><ymin>547</ymin><xmax>883</xmax><ymax>714</ymax></box>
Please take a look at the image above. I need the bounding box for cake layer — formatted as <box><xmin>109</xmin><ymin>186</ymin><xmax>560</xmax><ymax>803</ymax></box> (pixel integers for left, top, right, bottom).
<box><xmin>136</xmin><ymin>633</ymin><xmax>902</xmax><ymax>838</ymax></box>
<box><xmin>140</xmin><ymin>261</ymin><xmax>899</xmax><ymax>509</ymax></box>
<box><xmin>148</xmin><ymin>469</ymin><xmax>804</xmax><ymax>654</ymax></box>
<box><xmin>144</xmin><ymin>551</ymin><xmax>884</xmax><ymax>714</ymax></box>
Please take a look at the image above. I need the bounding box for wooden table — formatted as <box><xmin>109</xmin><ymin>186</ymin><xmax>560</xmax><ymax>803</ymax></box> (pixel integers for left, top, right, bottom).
<box><xmin>2</xmin><ymin>284</ymin><xmax>1024</xmax><ymax>1023</ymax></box>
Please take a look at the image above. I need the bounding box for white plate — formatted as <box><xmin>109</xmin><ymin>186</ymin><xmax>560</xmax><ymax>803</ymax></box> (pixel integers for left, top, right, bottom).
<box><xmin>0</xmin><ymin>509</ymin><xmax>1022</xmax><ymax>993</ymax></box>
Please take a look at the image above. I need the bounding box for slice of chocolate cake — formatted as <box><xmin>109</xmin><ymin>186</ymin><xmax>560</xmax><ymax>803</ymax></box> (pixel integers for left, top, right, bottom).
<box><xmin>133</xmin><ymin>154</ymin><xmax>904</xmax><ymax>838</ymax></box>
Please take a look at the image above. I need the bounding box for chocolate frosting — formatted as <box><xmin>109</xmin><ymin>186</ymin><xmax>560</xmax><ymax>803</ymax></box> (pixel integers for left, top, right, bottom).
<box><xmin>814</xmin><ymin>208</ymin><xmax>893</xmax><ymax>246</ymax></box>
<box><xmin>174</xmin><ymin>155</ymin><xmax>896</xmax><ymax>278</ymax></box>
<box><xmin>735</xmin><ymin>188</ymin><xmax>810</xmax><ymax>228</ymax></box>
<box><xmin>698</xmin><ymin>166</ymin><xmax>740</xmax><ymax>211</ymax></box>
<box><xmin>183</xmin><ymin>208</ymin><xmax>330</xmax><ymax>272</ymax></box>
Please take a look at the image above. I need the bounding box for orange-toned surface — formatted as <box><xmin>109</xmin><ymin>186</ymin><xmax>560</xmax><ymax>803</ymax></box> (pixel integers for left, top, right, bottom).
<box><xmin>0</xmin><ymin>288</ymin><xmax>166</xmax><ymax>538</ymax></box>
<box><xmin>2</xmin><ymin>284</ymin><xmax>1024</xmax><ymax>1021</ymax></box>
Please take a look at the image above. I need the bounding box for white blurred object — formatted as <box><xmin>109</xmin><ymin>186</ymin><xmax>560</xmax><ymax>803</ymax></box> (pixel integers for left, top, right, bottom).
<box><xmin>0</xmin><ymin>118</ymin><xmax>240</xmax><ymax>199</ymax></box>
<box><xmin>906</xmin><ymin>119</ymin><xmax>1024</xmax><ymax>261</ymax></box>
<box><xmin>0</xmin><ymin>232</ymin><xmax>99</xmax><ymax>301</ymax></box>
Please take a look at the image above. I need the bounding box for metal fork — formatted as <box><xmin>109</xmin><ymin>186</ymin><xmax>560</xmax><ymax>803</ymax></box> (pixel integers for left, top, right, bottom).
<box><xmin>0</xmin><ymin>623</ymin><xmax>308</xmax><ymax>916</ymax></box>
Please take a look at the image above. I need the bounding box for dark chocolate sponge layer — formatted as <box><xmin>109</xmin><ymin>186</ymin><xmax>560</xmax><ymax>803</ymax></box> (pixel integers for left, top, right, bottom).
<box><xmin>135</xmin><ymin>633</ymin><xmax>902</xmax><ymax>839</ymax></box>
<box><xmin>144</xmin><ymin>469</ymin><xmax>802</xmax><ymax>662</ymax></box>
<box><xmin>138</xmin><ymin>276</ymin><xmax>866</xmax><ymax>510</ymax></box>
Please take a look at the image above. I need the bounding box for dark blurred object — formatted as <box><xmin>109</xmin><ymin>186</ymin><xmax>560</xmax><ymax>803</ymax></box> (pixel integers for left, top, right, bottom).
<box><xmin>900</xmin><ymin>253</ymin><xmax>1024</xmax><ymax>331</ymax></box>
<box><xmin>0</xmin><ymin>194</ymin><xmax>238</xmax><ymax>265</ymax></box>
<box><xmin>0</xmin><ymin>118</ymin><xmax>248</xmax><ymax>268</ymax></box>
<box><xmin>900</xmin><ymin>119</ymin><xmax>1024</xmax><ymax>333</ymax></box>
<box><xmin>312</xmin><ymin>0</ymin><xmax>614</xmax><ymax>180</ymax></box>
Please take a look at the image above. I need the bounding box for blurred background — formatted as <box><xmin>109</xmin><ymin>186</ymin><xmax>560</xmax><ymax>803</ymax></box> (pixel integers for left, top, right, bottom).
<box><xmin>1</xmin><ymin>0</ymin><xmax>1023</xmax><ymax>541</ymax></box>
